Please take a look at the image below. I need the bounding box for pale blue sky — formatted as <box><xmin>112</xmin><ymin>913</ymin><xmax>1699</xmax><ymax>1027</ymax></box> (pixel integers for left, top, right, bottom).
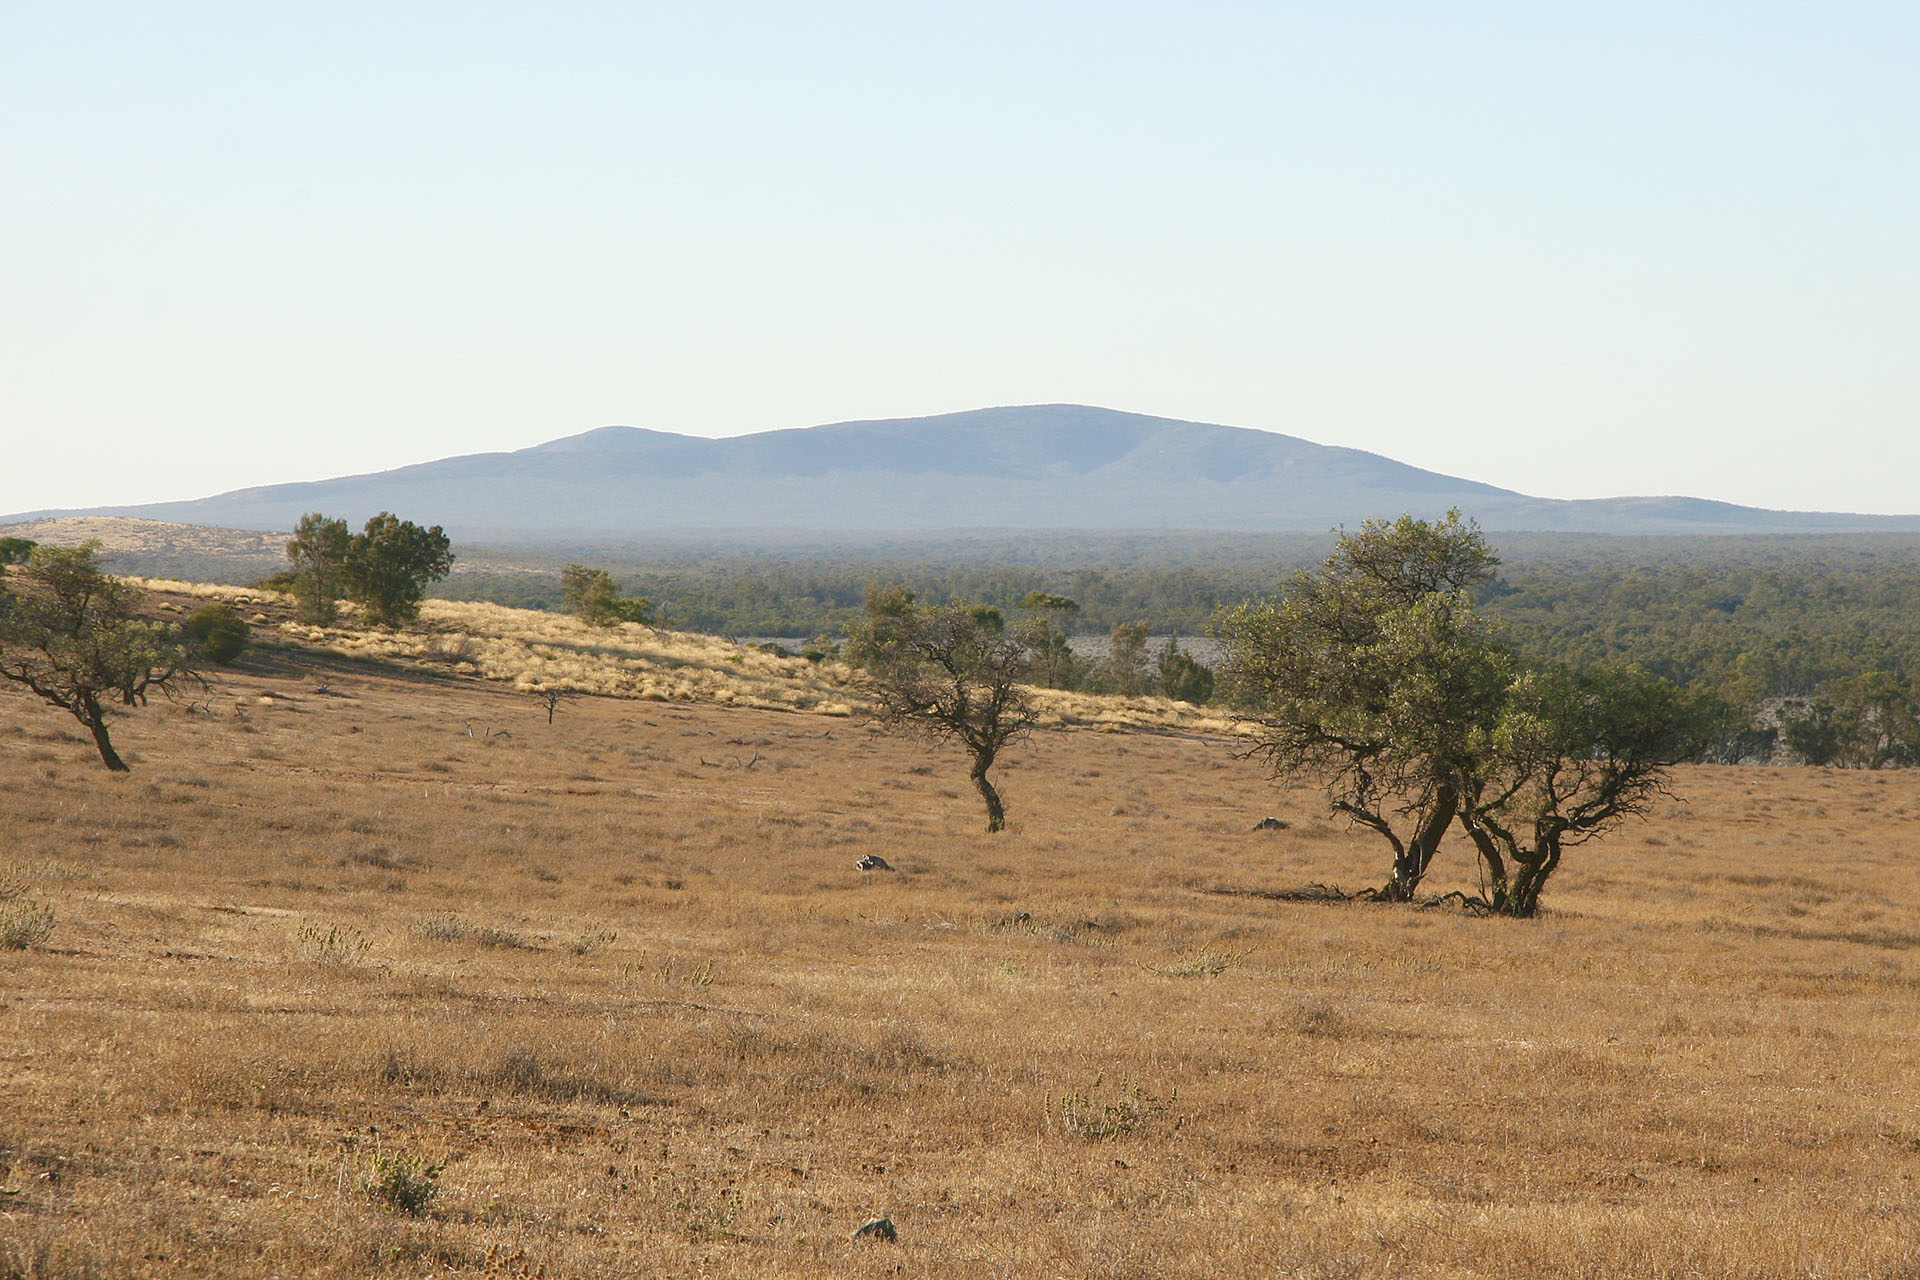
<box><xmin>5</xmin><ymin>2</ymin><xmax>1917</xmax><ymax>517</ymax></box>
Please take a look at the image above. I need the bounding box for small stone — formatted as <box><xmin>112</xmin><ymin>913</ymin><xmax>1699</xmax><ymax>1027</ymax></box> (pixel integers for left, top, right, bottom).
<box><xmin>852</xmin><ymin>1216</ymin><xmax>897</xmax><ymax>1242</ymax></box>
<box><xmin>855</xmin><ymin>855</ymin><xmax>894</xmax><ymax>872</ymax></box>
<box><xmin>1252</xmin><ymin>816</ymin><xmax>1290</xmax><ymax>831</ymax></box>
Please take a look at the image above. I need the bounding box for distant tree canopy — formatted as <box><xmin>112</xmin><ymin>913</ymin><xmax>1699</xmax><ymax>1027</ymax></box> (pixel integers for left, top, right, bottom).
<box><xmin>1219</xmin><ymin>512</ymin><xmax>1708</xmax><ymax>915</ymax></box>
<box><xmin>0</xmin><ymin>536</ymin><xmax>37</xmax><ymax>569</ymax></box>
<box><xmin>560</xmin><ymin>564</ymin><xmax>652</xmax><ymax>627</ymax></box>
<box><xmin>280</xmin><ymin>512</ymin><xmax>454</xmax><ymax>629</ymax></box>
<box><xmin>0</xmin><ymin>543</ymin><xmax>201</xmax><ymax>771</ymax></box>
<box><xmin>349</xmin><ymin>527</ymin><xmax>1920</xmax><ymax>766</ymax></box>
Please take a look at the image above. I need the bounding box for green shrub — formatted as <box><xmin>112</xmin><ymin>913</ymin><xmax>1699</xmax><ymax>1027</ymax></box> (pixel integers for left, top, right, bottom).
<box><xmin>184</xmin><ymin>603</ymin><xmax>250</xmax><ymax>665</ymax></box>
<box><xmin>1052</xmin><ymin>1074</ymin><xmax>1176</xmax><ymax>1140</ymax></box>
<box><xmin>365</xmin><ymin>1152</ymin><xmax>444</xmax><ymax>1216</ymax></box>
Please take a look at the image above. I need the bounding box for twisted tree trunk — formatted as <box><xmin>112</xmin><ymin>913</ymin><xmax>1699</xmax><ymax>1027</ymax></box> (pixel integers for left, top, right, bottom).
<box><xmin>971</xmin><ymin>756</ymin><xmax>1006</xmax><ymax>833</ymax></box>
<box><xmin>78</xmin><ymin>695</ymin><xmax>130</xmax><ymax>772</ymax></box>
<box><xmin>1378</xmin><ymin>787</ymin><xmax>1458</xmax><ymax>900</ymax></box>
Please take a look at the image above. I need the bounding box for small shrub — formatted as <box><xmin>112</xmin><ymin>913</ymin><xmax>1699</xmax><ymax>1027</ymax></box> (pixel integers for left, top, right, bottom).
<box><xmin>295</xmin><ymin>922</ymin><xmax>371</xmax><ymax>964</ymax></box>
<box><xmin>569</xmin><ymin>927</ymin><xmax>617</xmax><ymax>955</ymax></box>
<box><xmin>1295</xmin><ymin>999</ymin><xmax>1352</xmax><ymax>1040</ymax></box>
<box><xmin>365</xmin><ymin>1152</ymin><xmax>444</xmax><ymax>1217</ymax></box>
<box><xmin>0</xmin><ymin>901</ymin><xmax>56</xmax><ymax>950</ymax></box>
<box><xmin>414</xmin><ymin>914</ymin><xmax>471</xmax><ymax>942</ymax></box>
<box><xmin>411</xmin><ymin>915</ymin><xmax>524</xmax><ymax>948</ymax></box>
<box><xmin>1052</xmin><ymin>1074</ymin><xmax>1176</xmax><ymax>1140</ymax></box>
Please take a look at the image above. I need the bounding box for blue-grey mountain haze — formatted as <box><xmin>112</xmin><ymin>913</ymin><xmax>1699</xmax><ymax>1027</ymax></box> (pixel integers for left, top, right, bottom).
<box><xmin>10</xmin><ymin>406</ymin><xmax>1915</xmax><ymax>539</ymax></box>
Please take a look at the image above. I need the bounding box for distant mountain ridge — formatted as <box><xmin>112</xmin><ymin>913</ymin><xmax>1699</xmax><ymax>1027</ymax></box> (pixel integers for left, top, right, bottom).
<box><xmin>10</xmin><ymin>404</ymin><xmax>1915</xmax><ymax>536</ymax></box>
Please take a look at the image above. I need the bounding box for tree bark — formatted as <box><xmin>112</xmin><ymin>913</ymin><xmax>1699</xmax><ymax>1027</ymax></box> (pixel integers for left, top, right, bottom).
<box><xmin>971</xmin><ymin>758</ymin><xmax>1006</xmax><ymax>833</ymax></box>
<box><xmin>1380</xmin><ymin>787</ymin><xmax>1457</xmax><ymax>900</ymax></box>
<box><xmin>79</xmin><ymin>696</ymin><xmax>130</xmax><ymax>772</ymax></box>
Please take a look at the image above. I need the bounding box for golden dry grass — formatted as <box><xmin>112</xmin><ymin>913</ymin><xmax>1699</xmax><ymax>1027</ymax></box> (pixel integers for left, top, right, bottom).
<box><xmin>4</xmin><ymin>603</ymin><xmax>1920</xmax><ymax>1277</ymax></box>
<box><xmin>134</xmin><ymin>579</ymin><xmax>1237</xmax><ymax>732</ymax></box>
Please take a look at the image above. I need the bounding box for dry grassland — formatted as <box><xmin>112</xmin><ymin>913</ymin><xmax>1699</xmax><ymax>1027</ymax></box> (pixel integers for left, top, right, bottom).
<box><xmin>4</xmin><ymin>613</ymin><xmax>1920</xmax><ymax>1277</ymax></box>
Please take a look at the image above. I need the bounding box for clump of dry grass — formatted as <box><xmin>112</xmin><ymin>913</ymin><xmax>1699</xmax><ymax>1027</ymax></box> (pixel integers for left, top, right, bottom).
<box><xmin>294</xmin><ymin>921</ymin><xmax>372</xmax><ymax>964</ymax></box>
<box><xmin>129</xmin><ymin>578</ymin><xmax>1241</xmax><ymax>733</ymax></box>
<box><xmin>0</xmin><ymin>900</ymin><xmax>55</xmax><ymax>949</ymax></box>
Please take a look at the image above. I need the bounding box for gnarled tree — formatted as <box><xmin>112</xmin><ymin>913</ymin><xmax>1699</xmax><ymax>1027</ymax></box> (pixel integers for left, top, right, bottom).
<box><xmin>849</xmin><ymin>586</ymin><xmax>1038</xmax><ymax>833</ymax></box>
<box><xmin>1456</xmin><ymin>662</ymin><xmax>1714</xmax><ymax>917</ymax></box>
<box><xmin>0</xmin><ymin>544</ymin><xmax>200</xmax><ymax>771</ymax></box>
<box><xmin>1215</xmin><ymin>511</ymin><xmax>1508</xmax><ymax>900</ymax></box>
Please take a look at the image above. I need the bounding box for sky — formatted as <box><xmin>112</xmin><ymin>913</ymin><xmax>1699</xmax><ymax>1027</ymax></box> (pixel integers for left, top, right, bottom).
<box><xmin>4</xmin><ymin>2</ymin><xmax>1918</xmax><ymax>517</ymax></box>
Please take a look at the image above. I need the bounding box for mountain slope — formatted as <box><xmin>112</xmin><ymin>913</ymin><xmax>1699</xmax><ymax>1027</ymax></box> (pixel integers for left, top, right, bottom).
<box><xmin>10</xmin><ymin>405</ymin><xmax>1914</xmax><ymax>535</ymax></box>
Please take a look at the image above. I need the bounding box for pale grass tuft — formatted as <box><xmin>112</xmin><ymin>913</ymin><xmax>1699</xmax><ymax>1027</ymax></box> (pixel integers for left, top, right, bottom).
<box><xmin>295</xmin><ymin>922</ymin><xmax>372</xmax><ymax>964</ymax></box>
<box><xmin>0</xmin><ymin>900</ymin><xmax>56</xmax><ymax>949</ymax></box>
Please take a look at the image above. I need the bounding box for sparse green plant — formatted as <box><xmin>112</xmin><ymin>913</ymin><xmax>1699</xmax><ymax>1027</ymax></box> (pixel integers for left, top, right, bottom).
<box><xmin>413</xmin><ymin>913</ymin><xmax>471</xmax><ymax>942</ymax></box>
<box><xmin>643</xmin><ymin>955</ymin><xmax>715</xmax><ymax>988</ymax></box>
<box><xmin>1153</xmin><ymin>946</ymin><xmax>1250</xmax><ymax>978</ymax></box>
<box><xmin>0</xmin><ymin>901</ymin><xmax>56</xmax><ymax>950</ymax></box>
<box><xmin>1052</xmin><ymin>1073</ymin><xmax>1176</xmax><ymax>1140</ymax></box>
<box><xmin>364</xmin><ymin>1151</ymin><xmax>444</xmax><ymax>1217</ymax></box>
<box><xmin>295</xmin><ymin>922</ymin><xmax>371</xmax><ymax>964</ymax></box>
<box><xmin>569</xmin><ymin>927</ymin><xmax>617</xmax><ymax>955</ymax></box>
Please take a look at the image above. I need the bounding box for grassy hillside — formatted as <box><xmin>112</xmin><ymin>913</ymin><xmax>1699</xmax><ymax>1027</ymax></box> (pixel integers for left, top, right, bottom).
<box><xmin>3</xmin><ymin>586</ymin><xmax>1918</xmax><ymax>1276</ymax></box>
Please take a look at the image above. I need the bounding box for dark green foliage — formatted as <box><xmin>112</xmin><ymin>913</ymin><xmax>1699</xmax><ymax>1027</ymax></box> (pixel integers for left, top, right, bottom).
<box><xmin>346</xmin><ymin>513</ymin><xmax>454</xmax><ymax>628</ymax></box>
<box><xmin>0</xmin><ymin>537</ymin><xmax>36</xmax><ymax>568</ymax></box>
<box><xmin>1458</xmin><ymin>663</ymin><xmax>1717</xmax><ymax>916</ymax></box>
<box><xmin>1015</xmin><ymin>593</ymin><xmax>1090</xmax><ymax>690</ymax></box>
<box><xmin>560</xmin><ymin>563</ymin><xmax>652</xmax><ymax>627</ymax></box>
<box><xmin>183</xmin><ymin>603</ymin><xmax>250</xmax><ymax>665</ymax></box>
<box><xmin>1155</xmin><ymin>638</ymin><xmax>1214</xmax><ymax>704</ymax></box>
<box><xmin>283</xmin><ymin>512</ymin><xmax>454</xmax><ymax>629</ymax></box>
<box><xmin>1217</xmin><ymin>512</ymin><xmax>1512</xmax><ymax>900</ymax></box>
<box><xmin>1092</xmin><ymin>621</ymin><xmax>1152</xmax><ymax>696</ymax></box>
<box><xmin>285</xmin><ymin>513</ymin><xmax>353</xmax><ymax>624</ymax></box>
<box><xmin>0</xmin><ymin>543</ymin><xmax>199</xmax><ymax>771</ymax></box>
<box><xmin>1778</xmin><ymin>671</ymin><xmax>1920</xmax><ymax>769</ymax></box>
<box><xmin>849</xmin><ymin>585</ymin><xmax>1038</xmax><ymax>833</ymax></box>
